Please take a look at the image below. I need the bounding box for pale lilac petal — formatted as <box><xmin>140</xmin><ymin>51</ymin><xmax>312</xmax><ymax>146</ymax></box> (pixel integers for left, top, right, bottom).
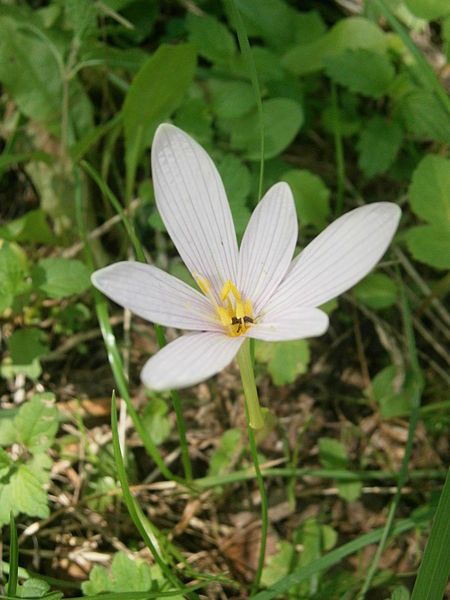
<box><xmin>266</xmin><ymin>203</ymin><xmax>401</xmax><ymax>311</ymax></box>
<box><xmin>238</xmin><ymin>182</ymin><xmax>298</xmax><ymax>314</ymax></box>
<box><xmin>91</xmin><ymin>262</ymin><xmax>220</xmax><ymax>331</ymax></box>
<box><xmin>141</xmin><ymin>332</ymin><xmax>244</xmax><ymax>390</ymax></box>
<box><xmin>247</xmin><ymin>307</ymin><xmax>329</xmax><ymax>341</ymax></box>
<box><xmin>152</xmin><ymin>124</ymin><xmax>238</xmax><ymax>299</ymax></box>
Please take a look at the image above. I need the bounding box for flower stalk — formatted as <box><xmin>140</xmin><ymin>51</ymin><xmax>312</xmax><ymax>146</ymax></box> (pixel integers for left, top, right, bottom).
<box><xmin>237</xmin><ymin>339</ymin><xmax>264</xmax><ymax>429</ymax></box>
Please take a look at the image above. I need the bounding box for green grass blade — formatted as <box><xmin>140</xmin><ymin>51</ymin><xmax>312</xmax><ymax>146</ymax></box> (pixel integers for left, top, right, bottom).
<box><xmin>373</xmin><ymin>0</ymin><xmax>450</xmax><ymax>115</ymax></box>
<box><xmin>110</xmin><ymin>391</ymin><xmax>183</xmax><ymax>591</ymax></box>
<box><xmin>357</xmin><ymin>273</ymin><xmax>424</xmax><ymax>598</ymax></box>
<box><xmin>74</xmin><ymin>167</ymin><xmax>177</xmax><ymax>481</ymax></box>
<box><xmin>81</xmin><ymin>160</ymin><xmax>193</xmax><ymax>481</ymax></box>
<box><xmin>251</xmin><ymin>510</ymin><xmax>432</xmax><ymax>600</ymax></box>
<box><xmin>227</xmin><ymin>0</ymin><xmax>265</xmax><ymax>200</ymax></box>
<box><xmin>411</xmin><ymin>467</ymin><xmax>450</xmax><ymax>600</ymax></box>
<box><xmin>6</xmin><ymin>513</ymin><xmax>18</xmax><ymax>597</ymax></box>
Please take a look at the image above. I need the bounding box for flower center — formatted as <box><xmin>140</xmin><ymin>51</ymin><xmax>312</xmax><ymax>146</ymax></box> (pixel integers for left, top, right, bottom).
<box><xmin>195</xmin><ymin>276</ymin><xmax>254</xmax><ymax>337</ymax></box>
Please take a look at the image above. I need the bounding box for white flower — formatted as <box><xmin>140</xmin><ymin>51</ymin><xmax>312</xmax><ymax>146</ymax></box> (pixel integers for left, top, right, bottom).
<box><xmin>92</xmin><ymin>124</ymin><xmax>401</xmax><ymax>391</ymax></box>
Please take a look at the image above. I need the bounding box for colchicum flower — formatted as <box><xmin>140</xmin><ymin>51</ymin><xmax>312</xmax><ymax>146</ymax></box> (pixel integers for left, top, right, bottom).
<box><xmin>92</xmin><ymin>124</ymin><xmax>400</xmax><ymax>399</ymax></box>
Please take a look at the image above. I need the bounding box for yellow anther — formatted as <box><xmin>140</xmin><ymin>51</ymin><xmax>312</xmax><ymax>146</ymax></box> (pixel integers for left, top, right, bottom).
<box><xmin>244</xmin><ymin>298</ymin><xmax>253</xmax><ymax>318</ymax></box>
<box><xmin>220</xmin><ymin>280</ymin><xmax>232</xmax><ymax>301</ymax></box>
<box><xmin>229</xmin><ymin>281</ymin><xmax>241</xmax><ymax>301</ymax></box>
<box><xmin>217</xmin><ymin>306</ymin><xmax>232</xmax><ymax>326</ymax></box>
<box><xmin>195</xmin><ymin>274</ymin><xmax>211</xmax><ymax>295</ymax></box>
<box><xmin>235</xmin><ymin>300</ymin><xmax>245</xmax><ymax>319</ymax></box>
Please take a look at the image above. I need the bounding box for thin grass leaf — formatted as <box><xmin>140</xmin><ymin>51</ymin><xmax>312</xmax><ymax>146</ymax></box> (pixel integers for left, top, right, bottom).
<box><xmin>251</xmin><ymin>510</ymin><xmax>432</xmax><ymax>600</ymax></box>
<box><xmin>6</xmin><ymin>513</ymin><xmax>18</xmax><ymax>597</ymax></box>
<box><xmin>80</xmin><ymin>161</ymin><xmax>193</xmax><ymax>481</ymax></box>
<box><xmin>411</xmin><ymin>467</ymin><xmax>450</xmax><ymax>600</ymax></box>
<box><xmin>357</xmin><ymin>271</ymin><xmax>424</xmax><ymax>598</ymax></box>
<box><xmin>373</xmin><ymin>0</ymin><xmax>450</xmax><ymax>115</ymax></box>
<box><xmin>110</xmin><ymin>391</ymin><xmax>184</xmax><ymax>592</ymax></box>
<box><xmin>74</xmin><ymin>166</ymin><xmax>177</xmax><ymax>481</ymax></box>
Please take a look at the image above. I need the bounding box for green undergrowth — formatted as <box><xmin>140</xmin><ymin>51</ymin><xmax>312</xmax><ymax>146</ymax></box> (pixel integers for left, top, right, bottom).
<box><xmin>0</xmin><ymin>0</ymin><xmax>449</xmax><ymax>598</ymax></box>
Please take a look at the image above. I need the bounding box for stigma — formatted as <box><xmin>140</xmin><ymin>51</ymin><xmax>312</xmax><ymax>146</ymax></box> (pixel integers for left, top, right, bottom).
<box><xmin>195</xmin><ymin>276</ymin><xmax>254</xmax><ymax>337</ymax></box>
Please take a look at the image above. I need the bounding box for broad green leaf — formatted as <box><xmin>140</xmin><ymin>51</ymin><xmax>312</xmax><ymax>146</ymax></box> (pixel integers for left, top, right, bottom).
<box><xmin>256</xmin><ymin>339</ymin><xmax>310</xmax><ymax>386</ymax></box>
<box><xmin>371</xmin><ymin>365</ymin><xmax>411</xmax><ymax>418</ymax></box>
<box><xmin>357</xmin><ymin>117</ymin><xmax>403</xmax><ymax>178</ymax></box>
<box><xmin>0</xmin><ymin>209</ymin><xmax>56</xmax><ymax>245</ymax></box>
<box><xmin>0</xmin><ymin>464</ymin><xmax>49</xmax><ymax>524</ymax></box>
<box><xmin>232</xmin><ymin>0</ymin><xmax>297</xmax><ymax>50</ymax></box>
<box><xmin>123</xmin><ymin>43</ymin><xmax>196</xmax><ymax>194</ymax></box>
<box><xmin>141</xmin><ymin>397</ymin><xmax>171</xmax><ymax>446</ymax></box>
<box><xmin>0</xmin><ymin>242</ymin><xmax>26</xmax><ymax>312</ymax></box>
<box><xmin>283</xmin><ymin>17</ymin><xmax>387</xmax><ymax>75</ymax></box>
<box><xmin>230</xmin><ymin>47</ymin><xmax>284</xmax><ymax>83</ymax></box>
<box><xmin>81</xmin><ymin>551</ymin><xmax>152</xmax><ymax>595</ymax></box>
<box><xmin>14</xmin><ymin>394</ymin><xmax>59</xmax><ymax>452</ymax></box>
<box><xmin>408</xmin><ymin>154</ymin><xmax>450</xmax><ymax>226</ymax></box>
<box><xmin>281</xmin><ymin>169</ymin><xmax>330</xmax><ymax>228</ymax></box>
<box><xmin>353</xmin><ymin>273</ymin><xmax>398</xmax><ymax>310</ymax></box>
<box><xmin>325</xmin><ymin>48</ymin><xmax>394</xmax><ymax>98</ymax></box>
<box><xmin>230</xmin><ymin>98</ymin><xmax>303</xmax><ymax>160</ymax></box>
<box><xmin>391</xmin><ymin>585</ymin><xmax>411</xmax><ymax>600</ymax></box>
<box><xmin>395</xmin><ymin>89</ymin><xmax>450</xmax><ymax>145</ymax></box>
<box><xmin>8</xmin><ymin>328</ymin><xmax>49</xmax><ymax>369</ymax></box>
<box><xmin>32</xmin><ymin>257</ymin><xmax>91</xmax><ymax>298</ymax></box>
<box><xmin>0</xmin><ymin>17</ymin><xmax>62</xmax><ymax>130</ymax></box>
<box><xmin>208</xmin><ymin>428</ymin><xmax>242</xmax><ymax>478</ymax></box>
<box><xmin>405</xmin><ymin>225</ymin><xmax>450</xmax><ymax>270</ymax></box>
<box><xmin>404</xmin><ymin>0</ymin><xmax>450</xmax><ymax>20</ymax></box>
<box><xmin>173</xmin><ymin>97</ymin><xmax>212</xmax><ymax>145</ymax></box>
<box><xmin>209</xmin><ymin>79</ymin><xmax>256</xmax><ymax>119</ymax></box>
<box><xmin>17</xmin><ymin>577</ymin><xmax>62</xmax><ymax>599</ymax></box>
<box><xmin>261</xmin><ymin>541</ymin><xmax>294</xmax><ymax>587</ymax></box>
<box><xmin>186</xmin><ymin>13</ymin><xmax>236</xmax><ymax>63</ymax></box>
<box><xmin>292</xmin><ymin>10</ymin><xmax>326</xmax><ymax>44</ymax></box>
<box><xmin>319</xmin><ymin>438</ymin><xmax>362</xmax><ymax>501</ymax></box>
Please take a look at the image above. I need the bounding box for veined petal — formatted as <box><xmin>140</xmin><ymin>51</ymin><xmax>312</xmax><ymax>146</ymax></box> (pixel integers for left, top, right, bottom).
<box><xmin>238</xmin><ymin>182</ymin><xmax>298</xmax><ymax>314</ymax></box>
<box><xmin>141</xmin><ymin>332</ymin><xmax>244</xmax><ymax>390</ymax></box>
<box><xmin>266</xmin><ymin>203</ymin><xmax>401</xmax><ymax>311</ymax></box>
<box><xmin>152</xmin><ymin>124</ymin><xmax>238</xmax><ymax>299</ymax></box>
<box><xmin>247</xmin><ymin>307</ymin><xmax>329</xmax><ymax>341</ymax></box>
<box><xmin>91</xmin><ymin>262</ymin><xmax>220</xmax><ymax>331</ymax></box>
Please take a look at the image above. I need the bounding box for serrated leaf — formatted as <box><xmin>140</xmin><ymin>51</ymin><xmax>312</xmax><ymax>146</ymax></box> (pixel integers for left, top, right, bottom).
<box><xmin>81</xmin><ymin>551</ymin><xmax>153</xmax><ymax>595</ymax></box>
<box><xmin>353</xmin><ymin>273</ymin><xmax>398</xmax><ymax>310</ymax></box>
<box><xmin>258</xmin><ymin>339</ymin><xmax>310</xmax><ymax>386</ymax></box>
<box><xmin>261</xmin><ymin>541</ymin><xmax>294</xmax><ymax>586</ymax></box>
<box><xmin>325</xmin><ymin>48</ymin><xmax>394</xmax><ymax>98</ymax></box>
<box><xmin>14</xmin><ymin>394</ymin><xmax>59</xmax><ymax>452</ymax></box>
<box><xmin>208</xmin><ymin>428</ymin><xmax>242</xmax><ymax>477</ymax></box>
<box><xmin>357</xmin><ymin>117</ymin><xmax>403</xmax><ymax>178</ymax></box>
<box><xmin>372</xmin><ymin>366</ymin><xmax>411</xmax><ymax>418</ymax></box>
<box><xmin>186</xmin><ymin>13</ymin><xmax>236</xmax><ymax>63</ymax></box>
<box><xmin>405</xmin><ymin>225</ymin><xmax>450</xmax><ymax>270</ymax></box>
<box><xmin>232</xmin><ymin>0</ymin><xmax>297</xmax><ymax>50</ymax></box>
<box><xmin>230</xmin><ymin>98</ymin><xmax>303</xmax><ymax>160</ymax></box>
<box><xmin>0</xmin><ymin>465</ymin><xmax>49</xmax><ymax>525</ymax></box>
<box><xmin>395</xmin><ymin>90</ymin><xmax>450</xmax><ymax>144</ymax></box>
<box><xmin>32</xmin><ymin>257</ymin><xmax>91</xmax><ymax>298</ymax></box>
<box><xmin>408</xmin><ymin>154</ymin><xmax>450</xmax><ymax>226</ymax></box>
<box><xmin>283</xmin><ymin>16</ymin><xmax>387</xmax><ymax>76</ymax></box>
<box><xmin>281</xmin><ymin>169</ymin><xmax>330</xmax><ymax>228</ymax></box>
<box><xmin>141</xmin><ymin>397</ymin><xmax>171</xmax><ymax>446</ymax></box>
<box><xmin>173</xmin><ymin>97</ymin><xmax>212</xmax><ymax>145</ymax></box>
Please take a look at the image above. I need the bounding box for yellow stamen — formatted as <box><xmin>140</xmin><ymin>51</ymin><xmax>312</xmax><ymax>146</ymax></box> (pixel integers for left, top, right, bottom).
<box><xmin>195</xmin><ymin>274</ymin><xmax>211</xmax><ymax>295</ymax></box>
<box><xmin>217</xmin><ymin>306</ymin><xmax>232</xmax><ymax>326</ymax></box>
<box><xmin>244</xmin><ymin>298</ymin><xmax>253</xmax><ymax>318</ymax></box>
<box><xmin>197</xmin><ymin>275</ymin><xmax>255</xmax><ymax>338</ymax></box>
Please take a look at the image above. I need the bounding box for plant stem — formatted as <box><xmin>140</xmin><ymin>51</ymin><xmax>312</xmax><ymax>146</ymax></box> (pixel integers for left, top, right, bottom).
<box><xmin>237</xmin><ymin>340</ymin><xmax>264</xmax><ymax>430</ymax></box>
<box><xmin>236</xmin><ymin>339</ymin><xmax>268</xmax><ymax>592</ymax></box>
